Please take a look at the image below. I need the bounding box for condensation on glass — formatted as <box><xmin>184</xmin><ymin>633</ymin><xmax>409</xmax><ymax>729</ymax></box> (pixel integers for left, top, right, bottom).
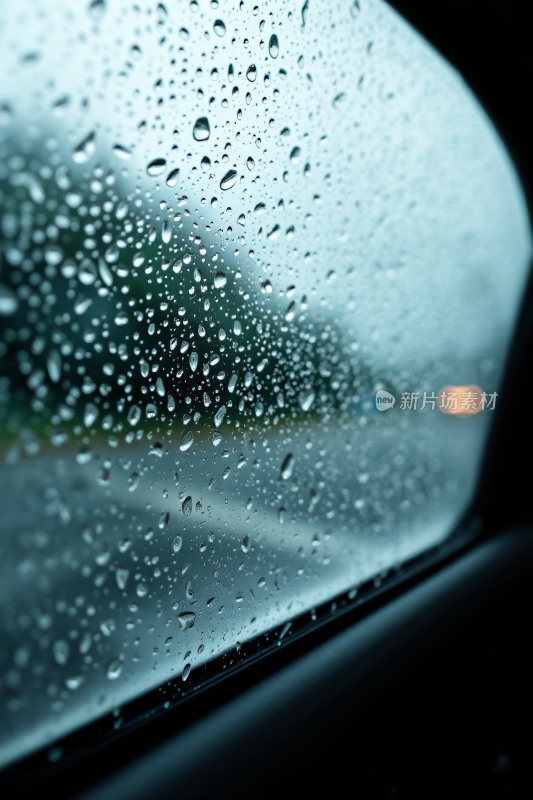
<box><xmin>0</xmin><ymin>0</ymin><xmax>530</xmax><ymax>768</ymax></box>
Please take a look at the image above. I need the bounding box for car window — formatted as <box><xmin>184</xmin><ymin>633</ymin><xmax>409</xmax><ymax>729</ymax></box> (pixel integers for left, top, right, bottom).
<box><xmin>0</xmin><ymin>0</ymin><xmax>530</xmax><ymax>769</ymax></box>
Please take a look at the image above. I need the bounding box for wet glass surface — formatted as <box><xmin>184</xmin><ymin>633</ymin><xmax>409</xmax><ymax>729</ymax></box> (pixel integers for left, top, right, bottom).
<box><xmin>0</xmin><ymin>0</ymin><xmax>530</xmax><ymax>768</ymax></box>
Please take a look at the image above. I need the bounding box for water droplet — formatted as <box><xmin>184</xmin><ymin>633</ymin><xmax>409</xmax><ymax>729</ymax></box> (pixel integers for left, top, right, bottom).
<box><xmin>186</xmin><ymin>352</ymin><xmax>198</xmax><ymax>375</ymax></box>
<box><xmin>228</xmin><ymin>374</ymin><xmax>238</xmax><ymax>393</ymax></box>
<box><xmin>211</xmin><ymin>431</ymin><xmax>223</xmax><ymax>447</ymax></box>
<box><xmin>78</xmin><ymin>258</ymin><xmax>97</xmax><ymax>285</ymax></box>
<box><xmin>146</xmin><ymin>403</ymin><xmax>157</xmax><ymax>419</ymax></box>
<box><xmin>115</xmin><ymin>567</ymin><xmax>129</xmax><ymax>589</ymax></box>
<box><xmin>332</xmin><ymin>92</ymin><xmax>346</xmax><ymax>109</ymax></box>
<box><xmin>233</xmin><ymin>320</ymin><xmax>242</xmax><ymax>336</ymax></box>
<box><xmin>290</xmin><ymin>146</ymin><xmax>301</xmax><ymax>165</ymax></box>
<box><xmin>128</xmin><ymin>404</ymin><xmax>141</xmax><ymax>425</ymax></box>
<box><xmin>128</xmin><ymin>472</ymin><xmax>139</xmax><ymax>492</ymax></box>
<box><xmin>99</xmin><ymin>258</ymin><xmax>113</xmax><ymax>286</ymax></box>
<box><xmin>156</xmin><ymin>377</ymin><xmax>165</xmax><ymax>397</ymax></box>
<box><xmin>214</xmin><ymin>405</ymin><xmax>226</xmax><ymax>428</ymax></box>
<box><xmin>281</xmin><ymin>453</ymin><xmax>294</xmax><ymax>480</ymax></box>
<box><xmin>213</xmin><ymin>19</ymin><xmax>226</xmax><ymax>36</ymax></box>
<box><xmin>136</xmin><ymin>583</ymin><xmax>148</xmax><ymax>598</ymax></box>
<box><xmin>246</xmin><ymin>64</ymin><xmax>257</xmax><ymax>82</ymax></box>
<box><xmin>72</xmin><ymin>131</ymin><xmax>96</xmax><ymax>164</ymax></box>
<box><xmin>180</xmin><ymin>430</ymin><xmax>194</xmax><ymax>451</ymax></box>
<box><xmin>114</xmin><ymin>311</ymin><xmax>128</xmax><ymax>326</ymax></box>
<box><xmin>66</xmin><ymin>675</ymin><xmax>84</xmax><ymax>691</ymax></box>
<box><xmin>179</xmin><ymin>26</ymin><xmax>189</xmax><ymax>40</ymax></box>
<box><xmin>162</xmin><ymin>220</ymin><xmax>171</xmax><ymax>244</ymax></box>
<box><xmin>241</xmin><ymin>535</ymin><xmax>250</xmax><ymax>553</ymax></box>
<box><xmin>299</xmin><ymin>388</ymin><xmax>315</xmax><ymax>411</ymax></box>
<box><xmin>113</xmin><ymin>144</ymin><xmax>132</xmax><ymax>160</ymax></box>
<box><xmin>133</xmin><ymin>252</ymin><xmax>145</xmax><ymax>268</ymax></box>
<box><xmin>182</xmin><ymin>663</ymin><xmax>192</xmax><ymax>681</ymax></box>
<box><xmin>285</xmin><ymin>301</ymin><xmax>296</xmax><ymax>322</ymax></box>
<box><xmin>173</xmin><ymin>535</ymin><xmax>183</xmax><ymax>553</ymax></box>
<box><xmin>53</xmin><ymin>640</ymin><xmax>69</xmax><ymax>665</ymax></box>
<box><xmin>278</xmin><ymin>507</ymin><xmax>286</xmax><ymax>524</ymax></box>
<box><xmin>84</xmin><ymin>403</ymin><xmax>99</xmax><ymax>427</ymax></box>
<box><xmin>193</xmin><ymin>116</ymin><xmax>210</xmax><ymax>141</ymax></box>
<box><xmin>214</xmin><ymin>272</ymin><xmax>227</xmax><ymax>288</ymax></box>
<box><xmin>177</xmin><ymin>612</ymin><xmax>196</xmax><ymax>630</ymax></box>
<box><xmin>220</xmin><ymin>169</ymin><xmax>237</xmax><ymax>191</ymax></box>
<box><xmin>203</xmin><ymin>392</ymin><xmax>212</xmax><ymax>407</ymax></box>
<box><xmin>74</xmin><ymin>295</ymin><xmax>92</xmax><ymax>315</ymax></box>
<box><xmin>301</xmin><ymin>0</ymin><xmax>309</xmax><ymax>28</ymax></box>
<box><xmin>51</xmin><ymin>429</ymin><xmax>68</xmax><ymax>447</ymax></box>
<box><xmin>201</xmin><ymin>156</ymin><xmax>211</xmax><ymax>172</ymax></box>
<box><xmin>0</xmin><ymin>284</ymin><xmax>18</xmax><ymax>316</ymax></box>
<box><xmin>47</xmin><ymin>350</ymin><xmax>62</xmax><ymax>383</ymax></box>
<box><xmin>182</xmin><ymin>496</ymin><xmax>192</xmax><ymax>516</ymax></box>
<box><xmin>166</xmin><ymin>168</ymin><xmax>180</xmax><ymax>187</ymax></box>
<box><xmin>167</xmin><ymin>394</ymin><xmax>175</xmax><ymax>411</ymax></box>
<box><xmin>269</xmin><ymin>34</ymin><xmax>279</xmax><ymax>58</ymax></box>
<box><xmin>106</xmin><ymin>658</ymin><xmax>123</xmax><ymax>680</ymax></box>
<box><xmin>147</xmin><ymin>158</ymin><xmax>167</xmax><ymax>176</ymax></box>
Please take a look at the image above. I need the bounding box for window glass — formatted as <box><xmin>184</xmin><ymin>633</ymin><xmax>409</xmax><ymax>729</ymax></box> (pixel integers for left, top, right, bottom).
<box><xmin>0</xmin><ymin>0</ymin><xmax>530</xmax><ymax>768</ymax></box>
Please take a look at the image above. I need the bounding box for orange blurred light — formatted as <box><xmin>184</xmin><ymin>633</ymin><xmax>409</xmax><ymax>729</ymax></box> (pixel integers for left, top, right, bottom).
<box><xmin>437</xmin><ymin>385</ymin><xmax>484</xmax><ymax>418</ymax></box>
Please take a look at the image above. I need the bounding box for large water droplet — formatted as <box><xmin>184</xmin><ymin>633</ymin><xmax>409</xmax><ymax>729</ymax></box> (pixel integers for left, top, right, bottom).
<box><xmin>182</xmin><ymin>496</ymin><xmax>192</xmax><ymax>515</ymax></box>
<box><xmin>53</xmin><ymin>640</ymin><xmax>69</xmax><ymax>665</ymax></box>
<box><xmin>78</xmin><ymin>258</ymin><xmax>97</xmax><ymax>285</ymax></box>
<box><xmin>213</xmin><ymin>19</ymin><xmax>226</xmax><ymax>36</ymax></box>
<box><xmin>72</xmin><ymin>131</ymin><xmax>96</xmax><ymax>164</ymax></box>
<box><xmin>106</xmin><ymin>658</ymin><xmax>123</xmax><ymax>680</ymax></box>
<box><xmin>0</xmin><ymin>284</ymin><xmax>18</xmax><ymax>316</ymax></box>
<box><xmin>302</xmin><ymin>0</ymin><xmax>309</xmax><ymax>27</ymax></box>
<box><xmin>214</xmin><ymin>405</ymin><xmax>226</xmax><ymax>428</ymax></box>
<box><xmin>193</xmin><ymin>117</ymin><xmax>210</xmax><ymax>141</ymax></box>
<box><xmin>189</xmin><ymin>352</ymin><xmax>199</xmax><ymax>372</ymax></box>
<box><xmin>47</xmin><ymin>350</ymin><xmax>62</xmax><ymax>383</ymax></box>
<box><xmin>180</xmin><ymin>430</ymin><xmax>194</xmax><ymax>451</ymax></box>
<box><xmin>299</xmin><ymin>388</ymin><xmax>315</xmax><ymax>411</ymax></box>
<box><xmin>66</xmin><ymin>675</ymin><xmax>84</xmax><ymax>691</ymax></box>
<box><xmin>280</xmin><ymin>453</ymin><xmax>294</xmax><ymax>480</ymax></box>
<box><xmin>166</xmin><ymin>167</ymin><xmax>180</xmax><ymax>187</ymax></box>
<box><xmin>246</xmin><ymin>64</ymin><xmax>257</xmax><ymax>82</ymax></box>
<box><xmin>156</xmin><ymin>377</ymin><xmax>165</xmax><ymax>397</ymax></box>
<box><xmin>147</xmin><ymin>158</ymin><xmax>167</xmax><ymax>176</ymax></box>
<box><xmin>177</xmin><ymin>612</ymin><xmax>196</xmax><ymax>630</ymax></box>
<box><xmin>220</xmin><ymin>169</ymin><xmax>237</xmax><ymax>191</ymax></box>
<box><xmin>113</xmin><ymin>144</ymin><xmax>132</xmax><ymax>160</ymax></box>
<box><xmin>269</xmin><ymin>34</ymin><xmax>279</xmax><ymax>58</ymax></box>
<box><xmin>162</xmin><ymin>220</ymin><xmax>171</xmax><ymax>244</ymax></box>
<box><xmin>173</xmin><ymin>535</ymin><xmax>183</xmax><ymax>553</ymax></box>
<box><xmin>115</xmin><ymin>567</ymin><xmax>130</xmax><ymax>589</ymax></box>
<box><xmin>290</xmin><ymin>146</ymin><xmax>301</xmax><ymax>165</ymax></box>
<box><xmin>84</xmin><ymin>403</ymin><xmax>99</xmax><ymax>427</ymax></box>
<box><xmin>128</xmin><ymin>404</ymin><xmax>141</xmax><ymax>425</ymax></box>
<box><xmin>99</xmin><ymin>258</ymin><xmax>113</xmax><ymax>286</ymax></box>
<box><xmin>114</xmin><ymin>311</ymin><xmax>128</xmax><ymax>326</ymax></box>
